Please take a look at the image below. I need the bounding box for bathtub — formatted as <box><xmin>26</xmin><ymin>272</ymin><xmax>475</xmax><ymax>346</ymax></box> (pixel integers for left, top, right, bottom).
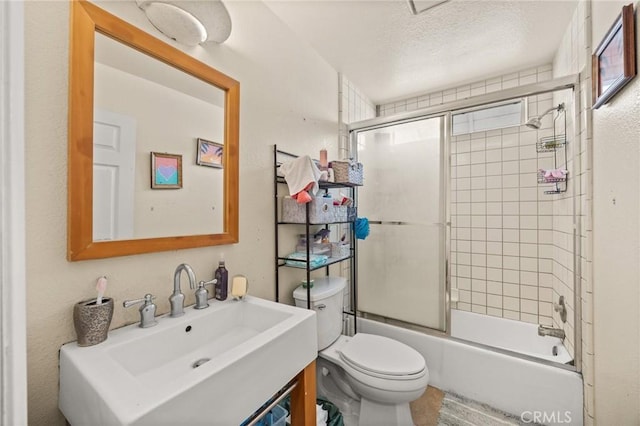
<box><xmin>359</xmin><ymin>316</ymin><xmax>583</xmax><ymax>426</ymax></box>
<box><xmin>450</xmin><ymin>309</ymin><xmax>573</xmax><ymax>364</ymax></box>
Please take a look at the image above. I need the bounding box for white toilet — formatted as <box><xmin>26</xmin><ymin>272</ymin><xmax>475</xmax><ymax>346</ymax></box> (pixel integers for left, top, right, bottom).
<box><xmin>294</xmin><ymin>277</ymin><xmax>429</xmax><ymax>426</ymax></box>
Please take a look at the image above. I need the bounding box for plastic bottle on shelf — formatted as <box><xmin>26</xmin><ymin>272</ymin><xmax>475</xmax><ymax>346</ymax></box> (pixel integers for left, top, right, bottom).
<box><xmin>214</xmin><ymin>257</ymin><xmax>228</xmax><ymax>301</ymax></box>
<box><xmin>319</xmin><ymin>148</ymin><xmax>328</xmax><ymax>170</ymax></box>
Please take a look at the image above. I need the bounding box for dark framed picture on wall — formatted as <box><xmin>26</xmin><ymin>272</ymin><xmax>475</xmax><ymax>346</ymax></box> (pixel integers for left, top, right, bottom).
<box><xmin>592</xmin><ymin>4</ymin><xmax>636</xmax><ymax>109</ymax></box>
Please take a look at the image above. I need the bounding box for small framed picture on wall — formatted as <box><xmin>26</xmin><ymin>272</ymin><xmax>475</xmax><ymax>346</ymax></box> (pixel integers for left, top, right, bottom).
<box><xmin>151</xmin><ymin>152</ymin><xmax>182</xmax><ymax>189</ymax></box>
<box><xmin>196</xmin><ymin>138</ymin><xmax>224</xmax><ymax>169</ymax></box>
<box><xmin>592</xmin><ymin>4</ymin><xmax>636</xmax><ymax>109</ymax></box>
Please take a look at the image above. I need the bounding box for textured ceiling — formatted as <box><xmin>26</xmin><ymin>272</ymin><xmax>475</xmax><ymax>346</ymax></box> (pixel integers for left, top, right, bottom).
<box><xmin>264</xmin><ymin>0</ymin><xmax>578</xmax><ymax>104</ymax></box>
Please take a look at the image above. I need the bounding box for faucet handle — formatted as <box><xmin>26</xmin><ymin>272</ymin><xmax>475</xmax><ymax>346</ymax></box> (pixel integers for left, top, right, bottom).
<box><xmin>123</xmin><ymin>293</ymin><xmax>155</xmax><ymax>308</ymax></box>
<box><xmin>123</xmin><ymin>294</ymin><xmax>158</xmax><ymax>328</ymax></box>
<box><xmin>553</xmin><ymin>295</ymin><xmax>567</xmax><ymax>323</ymax></box>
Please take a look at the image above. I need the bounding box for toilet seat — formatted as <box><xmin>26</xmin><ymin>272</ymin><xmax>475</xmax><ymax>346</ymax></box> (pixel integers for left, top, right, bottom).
<box><xmin>337</xmin><ymin>334</ymin><xmax>426</xmax><ymax>381</ymax></box>
<box><xmin>319</xmin><ymin>333</ymin><xmax>430</xmax><ymax>404</ymax></box>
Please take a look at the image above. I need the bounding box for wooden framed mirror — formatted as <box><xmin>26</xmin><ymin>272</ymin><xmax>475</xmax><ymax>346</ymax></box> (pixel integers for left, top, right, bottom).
<box><xmin>68</xmin><ymin>0</ymin><xmax>239</xmax><ymax>261</ymax></box>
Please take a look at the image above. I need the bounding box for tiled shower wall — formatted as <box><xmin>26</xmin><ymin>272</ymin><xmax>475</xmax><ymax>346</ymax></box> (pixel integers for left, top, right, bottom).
<box><xmin>379</xmin><ymin>66</ymin><xmax>553</xmax><ymax>117</ymax></box>
<box><xmin>448</xmin><ymin>98</ymin><xmax>563</xmax><ymax>326</ymax></box>
<box><xmin>549</xmin><ymin>88</ymin><xmax>577</xmax><ymax>357</ymax></box>
<box><xmin>338</xmin><ymin>74</ymin><xmax>376</xmax><ymax>315</ymax></box>
<box><xmin>553</xmin><ymin>0</ymin><xmax>594</xmax><ymax>423</ymax></box>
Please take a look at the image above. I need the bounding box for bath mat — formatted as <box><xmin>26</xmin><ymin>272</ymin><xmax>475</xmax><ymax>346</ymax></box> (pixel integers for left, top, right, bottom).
<box><xmin>437</xmin><ymin>392</ymin><xmax>540</xmax><ymax>426</ymax></box>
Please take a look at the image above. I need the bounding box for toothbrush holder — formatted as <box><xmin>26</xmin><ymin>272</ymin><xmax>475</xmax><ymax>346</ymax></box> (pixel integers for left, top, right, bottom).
<box><xmin>73</xmin><ymin>298</ymin><xmax>114</xmax><ymax>347</ymax></box>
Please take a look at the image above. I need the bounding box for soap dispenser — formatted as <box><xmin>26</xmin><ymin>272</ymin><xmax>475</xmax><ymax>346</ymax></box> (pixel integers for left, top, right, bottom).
<box><xmin>214</xmin><ymin>257</ymin><xmax>228</xmax><ymax>301</ymax></box>
<box><xmin>194</xmin><ymin>279</ymin><xmax>216</xmax><ymax>309</ymax></box>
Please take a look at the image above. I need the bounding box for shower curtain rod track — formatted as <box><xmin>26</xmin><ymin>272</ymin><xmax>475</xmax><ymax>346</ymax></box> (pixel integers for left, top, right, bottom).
<box><xmin>368</xmin><ymin>220</ymin><xmax>445</xmax><ymax>227</ymax></box>
<box><xmin>347</xmin><ymin>75</ymin><xmax>578</xmax><ymax>132</ymax></box>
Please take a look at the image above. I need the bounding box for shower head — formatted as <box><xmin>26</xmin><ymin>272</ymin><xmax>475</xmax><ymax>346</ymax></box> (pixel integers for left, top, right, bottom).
<box><xmin>525</xmin><ymin>116</ymin><xmax>543</xmax><ymax>130</ymax></box>
<box><xmin>525</xmin><ymin>103</ymin><xmax>565</xmax><ymax>130</ymax></box>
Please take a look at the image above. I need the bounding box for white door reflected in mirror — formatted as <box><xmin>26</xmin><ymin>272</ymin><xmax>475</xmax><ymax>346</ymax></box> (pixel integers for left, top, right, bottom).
<box><xmin>93</xmin><ymin>109</ymin><xmax>136</xmax><ymax>241</ymax></box>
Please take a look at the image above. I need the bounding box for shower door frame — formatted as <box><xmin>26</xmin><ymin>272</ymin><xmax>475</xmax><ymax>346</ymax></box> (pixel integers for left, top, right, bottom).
<box><xmin>347</xmin><ymin>75</ymin><xmax>582</xmax><ymax>373</ymax></box>
<box><xmin>351</xmin><ymin>113</ymin><xmax>450</xmax><ymax>332</ymax></box>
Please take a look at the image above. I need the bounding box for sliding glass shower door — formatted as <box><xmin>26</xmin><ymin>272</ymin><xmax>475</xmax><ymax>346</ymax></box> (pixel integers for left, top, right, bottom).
<box><xmin>355</xmin><ymin>117</ymin><xmax>447</xmax><ymax>331</ymax></box>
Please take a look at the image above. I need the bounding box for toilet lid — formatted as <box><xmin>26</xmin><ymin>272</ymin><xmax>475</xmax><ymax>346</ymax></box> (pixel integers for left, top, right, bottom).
<box><xmin>338</xmin><ymin>334</ymin><xmax>425</xmax><ymax>378</ymax></box>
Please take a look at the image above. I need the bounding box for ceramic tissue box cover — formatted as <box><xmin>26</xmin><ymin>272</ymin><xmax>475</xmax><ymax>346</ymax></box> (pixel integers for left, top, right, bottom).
<box><xmin>282</xmin><ymin>197</ymin><xmax>348</xmax><ymax>224</ymax></box>
<box><xmin>73</xmin><ymin>298</ymin><xmax>114</xmax><ymax>346</ymax></box>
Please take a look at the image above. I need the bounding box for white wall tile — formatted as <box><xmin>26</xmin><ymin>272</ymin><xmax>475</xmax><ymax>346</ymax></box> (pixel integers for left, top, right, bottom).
<box><xmin>503</xmin><ymin>283</ymin><xmax>519</xmax><ymax>297</ymax></box>
<box><xmin>503</xmin><ymin>268</ymin><xmax>519</xmax><ymax>283</ymax></box>
<box><xmin>487</xmin><ymin>280</ymin><xmax>503</xmax><ymax>295</ymax></box>
<box><xmin>503</xmin><ymin>296</ymin><xmax>520</xmax><ymax>311</ymax></box>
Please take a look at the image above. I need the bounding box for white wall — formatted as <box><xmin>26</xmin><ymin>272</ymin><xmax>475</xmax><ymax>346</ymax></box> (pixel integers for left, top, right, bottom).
<box><xmin>95</xmin><ymin>62</ymin><xmax>225</xmax><ymax>238</ymax></box>
<box><xmin>24</xmin><ymin>1</ymin><xmax>339</xmax><ymax>424</ymax></box>
<box><xmin>591</xmin><ymin>1</ymin><xmax>640</xmax><ymax>424</ymax></box>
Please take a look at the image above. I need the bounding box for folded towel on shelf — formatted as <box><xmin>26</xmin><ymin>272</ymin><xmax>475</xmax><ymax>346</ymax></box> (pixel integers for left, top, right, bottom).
<box><xmin>280</xmin><ymin>155</ymin><xmax>324</xmax><ymax>204</ymax></box>
<box><xmin>539</xmin><ymin>168</ymin><xmax>568</xmax><ymax>182</ymax></box>
<box><xmin>285</xmin><ymin>252</ymin><xmax>329</xmax><ymax>268</ymax></box>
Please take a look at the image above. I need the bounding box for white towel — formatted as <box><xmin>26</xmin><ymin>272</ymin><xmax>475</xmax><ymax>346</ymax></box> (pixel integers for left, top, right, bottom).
<box><xmin>280</xmin><ymin>155</ymin><xmax>323</xmax><ymax>197</ymax></box>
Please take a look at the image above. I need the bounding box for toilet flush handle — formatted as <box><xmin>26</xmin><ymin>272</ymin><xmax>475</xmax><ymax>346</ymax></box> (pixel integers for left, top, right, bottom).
<box><xmin>316</xmin><ymin>304</ymin><xmax>326</xmax><ymax>310</ymax></box>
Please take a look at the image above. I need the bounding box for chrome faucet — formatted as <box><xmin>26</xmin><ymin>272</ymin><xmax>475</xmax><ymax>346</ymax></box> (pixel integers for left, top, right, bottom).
<box><xmin>538</xmin><ymin>325</ymin><xmax>565</xmax><ymax>340</ymax></box>
<box><xmin>170</xmin><ymin>263</ymin><xmax>196</xmax><ymax>317</ymax></box>
<box><xmin>554</xmin><ymin>295</ymin><xmax>567</xmax><ymax>323</ymax></box>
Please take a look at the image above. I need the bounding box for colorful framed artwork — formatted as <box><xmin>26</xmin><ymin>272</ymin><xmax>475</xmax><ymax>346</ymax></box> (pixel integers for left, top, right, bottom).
<box><xmin>592</xmin><ymin>4</ymin><xmax>636</xmax><ymax>109</ymax></box>
<box><xmin>196</xmin><ymin>138</ymin><xmax>224</xmax><ymax>169</ymax></box>
<box><xmin>150</xmin><ymin>152</ymin><xmax>182</xmax><ymax>189</ymax></box>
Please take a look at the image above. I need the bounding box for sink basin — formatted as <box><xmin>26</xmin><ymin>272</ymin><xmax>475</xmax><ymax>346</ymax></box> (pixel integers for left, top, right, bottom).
<box><xmin>59</xmin><ymin>296</ymin><xmax>317</xmax><ymax>425</ymax></box>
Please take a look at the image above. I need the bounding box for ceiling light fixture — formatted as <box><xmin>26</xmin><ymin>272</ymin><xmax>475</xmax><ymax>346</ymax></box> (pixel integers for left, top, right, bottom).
<box><xmin>406</xmin><ymin>0</ymin><xmax>451</xmax><ymax>15</ymax></box>
<box><xmin>136</xmin><ymin>0</ymin><xmax>232</xmax><ymax>46</ymax></box>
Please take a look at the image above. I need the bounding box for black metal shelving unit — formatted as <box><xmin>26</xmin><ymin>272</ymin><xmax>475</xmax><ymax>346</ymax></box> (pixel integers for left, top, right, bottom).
<box><xmin>274</xmin><ymin>145</ymin><xmax>358</xmax><ymax>333</ymax></box>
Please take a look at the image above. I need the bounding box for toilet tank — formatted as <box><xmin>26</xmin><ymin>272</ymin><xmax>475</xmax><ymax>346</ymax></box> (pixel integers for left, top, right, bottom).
<box><xmin>293</xmin><ymin>276</ymin><xmax>346</xmax><ymax>350</ymax></box>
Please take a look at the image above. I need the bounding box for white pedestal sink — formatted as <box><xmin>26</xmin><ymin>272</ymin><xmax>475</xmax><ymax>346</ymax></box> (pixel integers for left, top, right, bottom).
<box><xmin>59</xmin><ymin>296</ymin><xmax>317</xmax><ymax>425</ymax></box>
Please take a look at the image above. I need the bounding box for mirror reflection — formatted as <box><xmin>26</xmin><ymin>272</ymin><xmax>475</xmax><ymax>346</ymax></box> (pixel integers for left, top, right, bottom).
<box><xmin>93</xmin><ymin>32</ymin><xmax>225</xmax><ymax>241</ymax></box>
<box><xmin>68</xmin><ymin>0</ymin><xmax>239</xmax><ymax>261</ymax></box>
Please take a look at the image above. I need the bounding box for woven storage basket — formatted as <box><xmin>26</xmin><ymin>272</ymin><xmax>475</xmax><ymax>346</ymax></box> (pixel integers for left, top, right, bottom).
<box><xmin>282</xmin><ymin>197</ymin><xmax>348</xmax><ymax>224</ymax></box>
<box><xmin>332</xmin><ymin>161</ymin><xmax>363</xmax><ymax>186</ymax></box>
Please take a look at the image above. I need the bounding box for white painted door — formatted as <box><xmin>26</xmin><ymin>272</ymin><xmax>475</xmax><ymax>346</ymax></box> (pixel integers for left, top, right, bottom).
<box><xmin>93</xmin><ymin>109</ymin><xmax>136</xmax><ymax>241</ymax></box>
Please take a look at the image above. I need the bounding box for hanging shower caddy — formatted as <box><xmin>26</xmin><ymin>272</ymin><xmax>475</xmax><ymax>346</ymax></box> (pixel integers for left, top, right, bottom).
<box><xmin>536</xmin><ymin>103</ymin><xmax>568</xmax><ymax>194</ymax></box>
